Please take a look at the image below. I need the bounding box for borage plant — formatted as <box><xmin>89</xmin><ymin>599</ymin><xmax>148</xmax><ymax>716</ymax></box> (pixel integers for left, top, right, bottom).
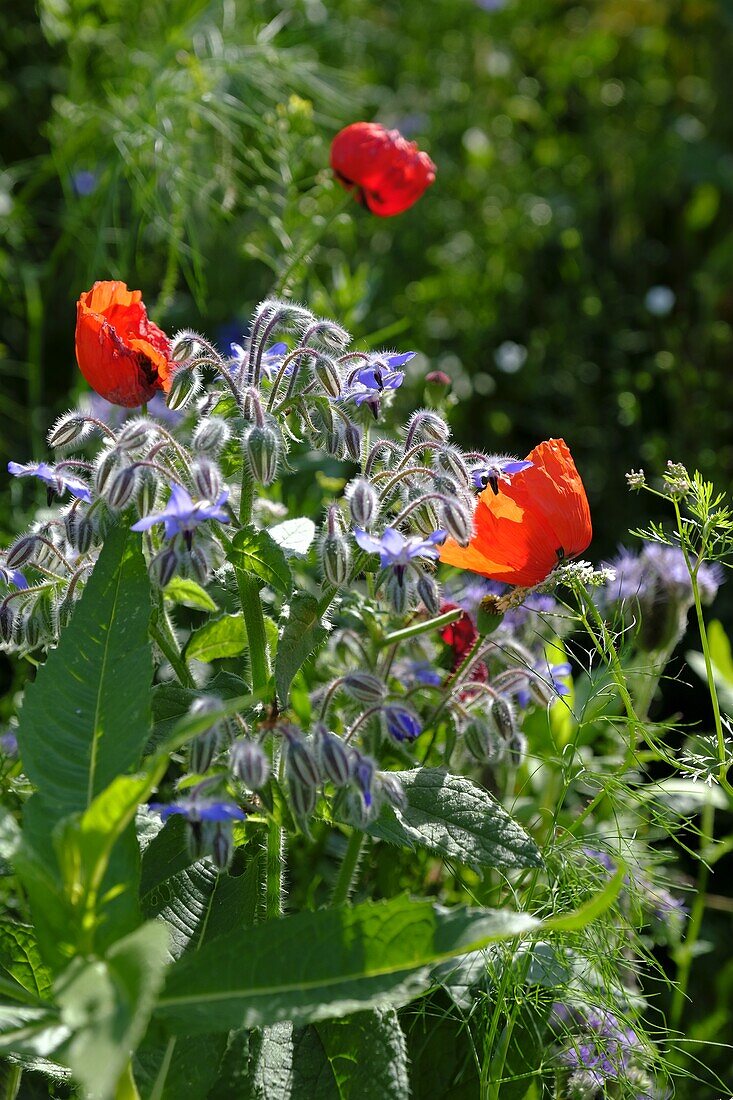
<box><xmin>0</xmin><ymin>284</ymin><xmax>695</xmax><ymax>1099</ymax></box>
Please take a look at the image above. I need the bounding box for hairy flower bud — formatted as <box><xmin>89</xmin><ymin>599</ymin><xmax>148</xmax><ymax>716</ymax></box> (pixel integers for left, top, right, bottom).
<box><xmin>208</xmin><ymin>823</ymin><xmax>235</xmax><ymax>871</ymax></box>
<box><xmin>416</xmin><ymin>571</ymin><xmax>441</xmax><ymax>615</ymax></box>
<box><xmin>243</xmin><ymin>423</ymin><xmax>280</xmax><ymax>485</ymax></box>
<box><xmin>312</xmin><ymin>355</ymin><xmax>342</xmax><ymax>398</ymax></box>
<box><xmin>314</xmin><ymin>726</ymin><xmax>353</xmax><ymax>787</ymax></box>
<box><xmin>0</xmin><ymin>603</ymin><xmax>15</xmax><ymax>644</ymax></box>
<box><xmin>230</xmin><ymin>738</ymin><xmax>270</xmax><ymax>790</ymax></box>
<box><xmin>320</xmin><ymin>530</ymin><xmax>352</xmax><ymax>587</ymax></box>
<box><xmin>94</xmin><ymin>448</ymin><xmax>120</xmax><ymax>496</ymax></box>
<box><xmin>346</xmin><ymin>477</ymin><xmax>379</xmax><ymax>529</ymax></box>
<box><xmin>192</xmin><ymin>416</ymin><xmax>231</xmax><ymax>455</ymax></box>
<box><xmin>107</xmin><ymin>466</ymin><xmax>138</xmax><ymax>511</ymax></box>
<box><xmin>190</xmin><ymin>729</ymin><xmax>221</xmax><ymax>774</ymax></box>
<box><xmin>383</xmin><ymin>704</ymin><xmax>422</xmax><ymax>743</ymax></box>
<box><xmin>187</xmin><ymin>546</ymin><xmax>210</xmax><ymax>586</ymax></box>
<box><xmin>167</xmin><ymin>366</ymin><xmax>201</xmax><ymax>411</ymax></box>
<box><xmin>150</xmin><ymin>547</ymin><xmax>180</xmax><ymax>588</ymax></box>
<box><xmin>288</xmin><ymin>778</ymin><xmax>316</xmax><ymax>819</ymax></box>
<box><xmin>170</xmin><ymin>330</ymin><xmax>201</xmax><ymax>364</ymax></box>
<box><xmin>441</xmin><ymin>499</ymin><xmax>473</xmax><ymax>547</ymax></box>
<box><xmin>491</xmin><ymin>697</ymin><xmax>517</xmax><ymax>742</ymax></box>
<box><xmin>6</xmin><ymin>536</ymin><xmax>38</xmax><ymax>570</ymax></box>
<box><xmin>342</xmin><ymin>672</ymin><xmax>386</xmax><ymax>703</ymax></box>
<box><xmin>192</xmin><ymin>457</ymin><xmax>222</xmax><ymax>502</ymax></box>
<box><xmin>385</xmin><ymin>570</ymin><xmax>412</xmax><ymax>616</ymax></box>
<box><xmin>377</xmin><ymin>771</ymin><xmax>407</xmax><ymax>812</ymax></box>
<box><xmin>463</xmin><ymin>717</ymin><xmax>506</xmax><ymax>763</ymax></box>
<box><xmin>507</xmin><ymin>731</ymin><xmax>527</xmax><ymax>767</ymax></box>
<box><xmin>116</xmin><ymin>418</ymin><xmax>153</xmax><ymax>451</ymax></box>
<box><xmin>48</xmin><ymin>412</ymin><xmax>89</xmax><ymax>449</ymax></box>
<box><xmin>343</xmin><ymin>420</ymin><xmax>362</xmax><ymax>463</ymax></box>
<box><xmin>283</xmin><ymin>730</ymin><xmax>321</xmax><ymax>788</ymax></box>
<box><xmin>406</xmin><ymin>409</ymin><xmax>450</xmax><ymax>447</ymax></box>
<box><xmin>433</xmin><ymin>446</ymin><xmax>470</xmax><ymax>486</ymax></box>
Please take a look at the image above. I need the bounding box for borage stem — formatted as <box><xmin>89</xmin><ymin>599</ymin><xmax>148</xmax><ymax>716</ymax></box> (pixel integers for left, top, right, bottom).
<box><xmin>330</xmin><ymin>829</ymin><xmax>366</xmax><ymax>907</ymax></box>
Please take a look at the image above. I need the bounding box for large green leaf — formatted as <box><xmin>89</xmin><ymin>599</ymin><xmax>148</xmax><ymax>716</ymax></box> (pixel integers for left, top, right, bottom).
<box><xmin>186</xmin><ymin>615</ymin><xmax>247</xmax><ymax>662</ymax></box>
<box><xmin>0</xmin><ymin>922</ymin><xmax>52</xmax><ymax>1002</ymax></box>
<box><xmin>156</xmin><ymin>897</ymin><xmax>537</xmax><ymax>1035</ymax></box>
<box><xmin>365</xmin><ymin>769</ymin><xmax>542</xmax><ymax>871</ymax></box>
<box><xmin>227</xmin><ymin>525</ymin><xmax>292</xmax><ymax>595</ymax></box>
<box><xmin>274</xmin><ymin>592</ymin><xmax>327</xmax><ymax>704</ymax></box>
<box><xmin>54</xmin><ymin>921</ymin><xmax>169</xmax><ymax>1100</ymax></box>
<box><xmin>17</xmin><ymin>523</ymin><xmax>152</xmax><ymax>834</ymax></box>
<box><xmin>315</xmin><ymin>1008</ymin><xmax>409</xmax><ymax>1099</ymax></box>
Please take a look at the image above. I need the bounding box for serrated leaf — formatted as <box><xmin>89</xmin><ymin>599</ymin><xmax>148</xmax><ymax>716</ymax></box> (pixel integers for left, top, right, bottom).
<box><xmin>275</xmin><ymin>593</ymin><xmax>327</xmax><ymax>704</ymax></box>
<box><xmin>54</xmin><ymin>921</ymin><xmax>169</xmax><ymax>1100</ymax></box>
<box><xmin>268</xmin><ymin>518</ymin><xmax>316</xmax><ymax>558</ymax></box>
<box><xmin>17</xmin><ymin>523</ymin><xmax>152</xmax><ymax>834</ymax></box>
<box><xmin>163</xmin><ymin>577</ymin><xmax>218</xmax><ymax>611</ymax></box>
<box><xmin>187</xmin><ymin>615</ymin><xmax>247</xmax><ymax>662</ymax></box>
<box><xmin>365</xmin><ymin>769</ymin><xmax>542</xmax><ymax>871</ymax></box>
<box><xmin>228</xmin><ymin>526</ymin><xmax>292</xmax><ymax>595</ymax></box>
<box><xmin>155</xmin><ymin>896</ymin><xmax>537</xmax><ymax>1034</ymax></box>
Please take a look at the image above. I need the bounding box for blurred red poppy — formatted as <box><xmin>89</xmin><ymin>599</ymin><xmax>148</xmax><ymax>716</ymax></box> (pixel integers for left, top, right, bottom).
<box><xmin>330</xmin><ymin>122</ymin><xmax>436</xmax><ymax>217</ymax></box>
<box><xmin>75</xmin><ymin>281</ymin><xmax>173</xmax><ymax>408</ymax></box>
<box><xmin>440</xmin><ymin>438</ymin><xmax>592</xmax><ymax>587</ymax></box>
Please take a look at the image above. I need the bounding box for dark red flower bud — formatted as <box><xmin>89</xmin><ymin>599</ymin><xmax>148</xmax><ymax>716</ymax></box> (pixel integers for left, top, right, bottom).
<box><xmin>439</xmin><ymin>601</ymin><xmax>477</xmax><ymax>665</ymax></box>
<box><xmin>425</xmin><ymin>370</ymin><xmax>451</xmax><ymax>386</ymax></box>
<box><xmin>330</xmin><ymin>123</ymin><xmax>436</xmax><ymax>217</ymax></box>
<box><xmin>75</xmin><ymin>281</ymin><xmax>173</xmax><ymax>408</ymax></box>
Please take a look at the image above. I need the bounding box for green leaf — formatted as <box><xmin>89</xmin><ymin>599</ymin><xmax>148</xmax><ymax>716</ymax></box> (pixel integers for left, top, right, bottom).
<box><xmin>365</xmin><ymin>769</ymin><xmax>542</xmax><ymax>871</ymax></box>
<box><xmin>404</xmin><ymin>991</ymin><xmax>479</xmax><ymax>1099</ymax></box>
<box><xmin>316</xmin><ymin>1008</ymin><xmax>409</xmax><ymax>1099</ymax></box>
<box><xmin>135</xmin><ymin>1031</ymin><xmax>228</xmax><ymax>1100</ymax></box>
<box><xmin>150</xmin><ymin>674</ymin><xmax>248</xmax><ymax>749</ymax></box>
<box><xmin>544</xmin><ymin>864</ymin><xmax>626</xmax><ymax>933</ymax></box>
<box><xmin>187</xmin><ymin>615</ymin><xmax>247</xmax><ymax>662</ymax></box>
<box><xmin>163</xmin><ymin>577</ymin><xmax>218</xmax><ymax>612</ymax></box>
<box><xmin>54</xmin><ymin>921</ymin><xmax>170</xmax><ymax>1100</ymax></box>
<box><xmin>0</xmin><ymin>922</ymin><xmax>52</xmax><ymax>1002</ymax></box>
<box><xmin>17</xmin><ymin>523</ymin><xmax>152</xmax><ymax>833</ymax></box>
<box><xmin>156</xmin><ymin>896</ymin><xmax>537</xmax><ymax>1034</ymax></box>
<box><xmin>275</xmin><ymin>593</ymin><xmax>327</xmax><ymax>704</ymax></box>
<box><xmin>267</xmin><ymin>518</ymin><xmax>316</xmax><ymax>558</ymax></box>
<box><xmin>228</xmin><ymin>526</ymin><xmax>292</xmax><ymax>595</ymax></box>
<box><xmin>707</xmin><ymin>619</ymin><xmax>733</xmax><ymax>681</ymax></box>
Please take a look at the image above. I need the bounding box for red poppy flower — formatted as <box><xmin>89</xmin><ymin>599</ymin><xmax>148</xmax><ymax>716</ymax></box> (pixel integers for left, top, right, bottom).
<box><xmin>330</xmin><ymin>122</ymin><xmax>436</xmax><ymax>217</ymax></box>
<box><xmin>440</xmin><ymin>601</ymin><xmax>477</xmax><ymax>661</ymax></box>
<box><xmin>439</xmin><ymin>438</ymin><xmax>592</xmax><ymax>587</ymax></box>
<box><xmin>75</xmin><ymin>281</ymin><xmax>173</xmax><ymax>408</ymax></box>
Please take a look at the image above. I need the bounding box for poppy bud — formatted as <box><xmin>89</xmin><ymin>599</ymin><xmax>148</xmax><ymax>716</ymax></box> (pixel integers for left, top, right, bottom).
<box><xmin>192</xmin><ymin>458</ymin><xmax>222</xmax><ymax>502</ymax></box>
<box><xmin>416</xmin><ymin>571</ymin><xmax>441</xmax><ymax>615</ymax></box>
<box><xmin>312</xmin><ymin>355</ymin><xmax>342</xmax><ymax>399</ymax></box>
<box><xmin>6</xmin><ymin>536</ymin><xmax>38</xmax><ymax>570</ymax></box>
<box><xmin>385</xmin><ymin>570</ymin><xmax>411</xmax><ymax>616</ymax></box>
<box><xmin>106</xmin><ymin>466</ymin><xmax>138</xmax><ymax>511</ymax></box>
<box><xmin>343</xmin><ymin>421</ymin><xmax>363</xmax><ymax>463</ymax></box>
<box><xmin>320</xmin><ymin>531</ymin><xmax>352</xmax><ymax>588</ymax></box>
<box><xmin>314</xmin><ymin>726</ymin><xmax>353</xmax><ymax>787</ymax></box>
<box><xmin>243</xmin><ymin>423</ymin><xmax>280</xmax><ymax>485</ymax></box>
<box><xmin>193</xmin><ymin>416</ymin><xmax>231</xmax><ymax>454</ymax></box>
<box><xmin>342</xmin><ymin>671</ymin><xmax>386</xmax><ymax>703</ymax></box>
<box><xmin>0</xmin><ymin>603</ymin><xmax>15</xmax><ymax>644</ymax></box>
<box><xmin>491</xmin><ymin>697</ymin><xmax>517</xmax><ymax>742</ymax></box>
<box><xmin>150</xmin><ymin>547</ymin><xmax>180</xmax><ymax>587</ymax></box>
<box><xmin>463</xmin><ymin>717</ymin><xmax>506</xmax><ymax>764</ymax></box>
<box><xmin>346</xmin><ymin>477</ymin><xmax>379</xmax><ymax>529</ymax></box>
<box><xmin>441</xmin><ymin>500</ymin><xmax>473</xmax><ymax>547</ymax></box>
<box><xmin>230</xmin><ymin>738</ymin><xmax>270</xmax><ymax>790</ymax></box>
<box><xmin>167</xmin><ymin>366</ymin><xmax>201</xmax><ymax>411</ymax></box>
<box><xmin>48</xmin><ymin>413</ymin><xmax>89</xmax><ymax>449</ymax></box>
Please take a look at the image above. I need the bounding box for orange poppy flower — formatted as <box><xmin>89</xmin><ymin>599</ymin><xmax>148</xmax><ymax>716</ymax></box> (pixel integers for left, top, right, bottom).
<box><xmin>330</xmin><ymin>122</ymin><xmax>436</xmax><ymax>217</ymax></box>
<box><xmin>75</xmin><ymin>281</ymin><xmax>173</xmax><ymax>408</ymax></box>
<box><xmin>439</xmin><ymin>438</ymin><xmax>592</xmax><ymax>587</ymax></box>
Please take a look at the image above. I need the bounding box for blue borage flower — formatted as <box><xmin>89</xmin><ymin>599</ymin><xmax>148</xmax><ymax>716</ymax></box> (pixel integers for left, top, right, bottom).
<box><xmin>383</xmin><ymin>703</ymin><xmax>423</xmax><ymax>742</ymax></box>
<box><xmin>8</xmin><ymin>461</ymin><xmax>91</xmax><ymax>503</ymax></box>
<box><xmin>0</xmin><ymin>564</ymin><xmax>28</xmax><ymax>590</ymax></box>
<box><xmin>470</xmin><ymin>457</ymin><xmax>533</xmax><ymax>494</ymax></box>
<box><xmin>400</xmin><ymin>659</ymin><xmax>443</xmax><ymax>687</ymax></box>
<box><xmin>230</xmin><ymin>340</ymin><xmax>289</xmax><ymax>381</ymax></box>
<box><xmin>149</xmin><ymin>798</ymin><xmax>246</xmax><ymax>823</ymax></box>
<box><xmin>343</xmin><ymin>352</ymin><xmax>413</xmax><ymax>416</ymax></box>
<box><xmin>354</xmin><ymin>526</ymin><xmax>445</xmax><ymax>580</ymax></box>
<box><xmin>131</xmin><ymin>482</ymin><xmax>230</xmax><ymax>541</ymax></box>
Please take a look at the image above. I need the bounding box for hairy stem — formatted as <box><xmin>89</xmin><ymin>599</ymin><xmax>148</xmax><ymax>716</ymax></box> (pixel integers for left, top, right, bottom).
<box><xmin>330</xmin><ymin>829</ymin><xmax>366</xmax><ymax>907</ymax></box>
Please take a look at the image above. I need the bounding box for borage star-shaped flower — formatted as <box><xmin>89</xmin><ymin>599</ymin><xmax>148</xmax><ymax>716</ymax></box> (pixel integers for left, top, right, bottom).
<box><xmin>470</xmin><ymin>457</ymin><xmax>533</xmax><ymax>494</ymax></box>
<box><xmin>354</xmin><ymin>525</ymin><xmax>445</xmax><ymax>580</ymax></box>
<box><xmin>131</xmin><ymin>482</ymin><xmax>230</xmax><ymax>546</ymax></box>
<box><xmin>344</xmin><ymin>352</ymin><xmax>414</xmax><ymax>417</ymax></box>
<box><xmin>8</xmin><ymin>461</ymin><xmax>91</xmax><ymax>503</ymax></box>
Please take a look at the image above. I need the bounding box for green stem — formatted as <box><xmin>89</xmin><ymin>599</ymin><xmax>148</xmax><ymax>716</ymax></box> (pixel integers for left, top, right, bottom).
<box><xmin>150</xmin><ymin>610</ymin><xmax>195</xmax><ymax>688</ymax></box>
<box><xmin>114</xmin><ymin>1061</ymin><xmax>140</xmax><ymax>1100</ymax></box>
<box><xmin>330</xmin><ymin>829</ymin><xmax>366</xmax><ymax>906</ymax></box>
<box><xmin>379</xmin><ymin>607</ymin><xmax>462</xmax><ymax>647</ymax></box>
<box><xmin>238</xmin><ymin>572</ymin><xmax>270</xmax><ymax>693</ymax></box>
<box><xmin>1</xmin><ymin>1064</ymin><xmax>21</xmax><ymax>1100</ymax></box>
<box><xmin>263</xmin><ymin>808</ymin><xmax>284</xmax><ymax>921</ymax></box>
<box><xmin>669</xmin><ymin>797</ymin><xmax>714</xmax><ymax>1039</ymax></box>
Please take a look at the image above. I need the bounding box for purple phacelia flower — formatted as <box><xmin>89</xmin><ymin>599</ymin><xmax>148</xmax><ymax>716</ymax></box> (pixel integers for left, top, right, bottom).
<box><xmin>8</xmin><ymin>461</ymin><xmax>91</xmax><ymax>503</ymax></box>
<box><xmin>131</xmin><ymin>482</ymin><xmax>230</xmax><ymax>542</ymax></box>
